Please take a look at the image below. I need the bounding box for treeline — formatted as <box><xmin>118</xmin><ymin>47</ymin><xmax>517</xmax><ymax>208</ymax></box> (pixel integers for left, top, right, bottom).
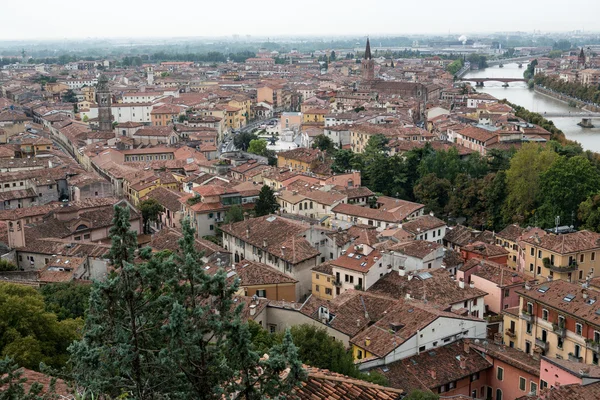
<box><xmin>330</xmin><ymin>132</ymin><xmax>600</xmax><ymax>231</ymax></box>
<box><xmin>447</xmin><ymin>58</ymin><xmax>465</xmax><ymax>75</ymax></box>
<box><xmin>534</xmin><ymin>74</ymin><xmax>600</xmax><ymax>105</ymax></box>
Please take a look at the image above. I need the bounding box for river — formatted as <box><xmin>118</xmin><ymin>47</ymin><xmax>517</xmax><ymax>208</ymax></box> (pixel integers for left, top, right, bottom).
<box><xmin>463</xmin><ymin>63</ymin><xmax>600</xmax><ymax>152</ymax></box>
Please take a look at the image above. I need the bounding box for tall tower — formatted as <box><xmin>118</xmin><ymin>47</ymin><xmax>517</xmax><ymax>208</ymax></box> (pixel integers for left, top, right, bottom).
<box><xmin>96</xmin><ymin>74</ymin><xmax>113</xmax><ymax>131</ymax></box>
<box><xmin>361</xmin><ymin>38</ymin><xmax>375</xmax><ymax>81</ymax></box>
<box><xmin>146</xmin><ymin>65</ymin><xmax>154</xmax><ymax>85</ymax></box>
<box><xmin>578</xmin><ymin>48</ymin><xmax>586</xmax><ymax>69</ymax></box>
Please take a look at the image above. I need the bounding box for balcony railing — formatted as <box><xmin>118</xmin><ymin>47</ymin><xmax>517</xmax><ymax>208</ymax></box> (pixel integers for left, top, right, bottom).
<box><xmin>520</xmin><ymin>312</ymin><xmax>533</xmax><ymax>322</ymax></box>
<box><xmin>568</xmin><ymin>353</ymin><xmax>583</xmax><ymax>362</ymax></box>
<box><xmin>333</xmin><ymin>280</ymin><xmax>342</xmax><ymax>287</ymax></box>
<box><xmin>586</xmin><ymin>340</ymin><xmax>600</xmax><ymax>353</ymax></box>
<box><xmin>553</xmin><ymin>323</ymin><xmax>567</xmax><ymax>337</ymax></box>
<box><xmin>506</xmin><ymin>329</ymin><xmax>517</xmax><ymax>339</ymax></box>
<box><xmin>535</xmin><ymin>338</ymin><xmax>549</xmax><ymax>351</ymax></box>
<box><xmin>547</xmin><ymin>262</ymin><xmax>579</xmax><ymax>273</ymax></box>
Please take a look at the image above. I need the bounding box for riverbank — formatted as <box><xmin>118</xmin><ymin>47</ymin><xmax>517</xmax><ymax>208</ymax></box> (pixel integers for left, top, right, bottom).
<box><xmin>534</xmin><ymin>85</ymin><xmax>600</xmax><ymax>113</ymax></box>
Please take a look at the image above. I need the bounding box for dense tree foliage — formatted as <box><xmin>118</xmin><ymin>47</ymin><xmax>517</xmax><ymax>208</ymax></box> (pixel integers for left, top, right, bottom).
<box><xmin>234</xmin><ymin>132</ymin><xmax>259</xmax><ymax>151</ymax></box>
<box><xmin>0</xmin><ymin>357</ymin><xmax>58</xmax><ymax>400</ymax></box>
<box><xmin>139</xmin><ymin>198</ymin><xmax>164</xmax><ymax>234</ymax></box>
<box><xmin>534</xmin><ymin>74</ymin><xmax>600</xmax><ymax>105</ymax></box>
<box><xmin>311</xmin><ymin>135</ymin><xmax>335</xmax><ymax>153</ymax></box>
<box><xmin>69</xmin><ymin>207</ymin><xmax>305</xmax><ymax>399</ymax></box>
<box><xmin>247</xmin><ymin>139</ymin><xmax>268</xmax><ymax>156</ymax></box>
<box><xmin>254</xmin><ymin>185</ymin><xmax>280</xmax><ymax>217</ymax></box>
<box><xmin>249</xmin><ymin>323</ymin><xmax>388</xmax><ymax>386</ymax></box>
<box><xmin>0</xmin><ymin>283</ymin><xmax>82</xmax><ymax>370</ymax></box>
<box><xmin>224</xmin><ymin>204</ymin><xmax>245</xmax><ymax>224</ymax></box>
<box><xmin>402</xmin><ymin>390</ymin><xmax>440</xmax><ymax>400</ymax></box>
<box><xmin>40</xmin><ymin>283</ymin><xmax>91</xmax><ymax>321</ymax></box>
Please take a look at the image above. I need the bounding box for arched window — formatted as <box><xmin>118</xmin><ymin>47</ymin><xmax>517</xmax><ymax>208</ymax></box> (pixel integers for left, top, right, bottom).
<box><xmin>496</xmin><ymin>389</ymin><xmax>502</xmax><ymax>400</ymax></box>
<box><xmin>75</xmin><ymin>224</ymin><xmax>88</xmax><ymax>231</ymax></box>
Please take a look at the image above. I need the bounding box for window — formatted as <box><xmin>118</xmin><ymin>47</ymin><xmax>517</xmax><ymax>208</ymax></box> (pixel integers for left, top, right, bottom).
<box><xmin>538</xmin><ymin>250</ymin><xmax>542</xmax><ymax>259</ymax></box>
<box><xmin>209</xmin><ymin>225</ymin><xmax>214</xmax><ymax>231</ymax></box>
<box><xmin>83</xmin><ymin>234</ymin><xmax>90</xmax><ymax>240</ymax></box>
<box><xmin>594</xmin><ymin>352</ymin><xmax>599</xmax><ymax>366</ymax></box>
<box><xmin>575</xmin><ymin>344</ymin><xmax>581</xmax><ymax>358</ymax></box>
<box><xmin>471</xmin><ymin>372</ymin><xmax>479</xmax><ymax>382</ymax></box>
<box><xmin>519</xmin><ymin>377</ymin><xmax>526</xmax><ymax>391</ymax></box>
<box><xmin>325</xmin><ymin>288</ymin><xmax>332</xmax><ymax>295</ymax></box>
<box><xmin>540</xmin><ymin>380</ymin><xmax>548</xmax><ymax>390</ymax></box>
<box><xmin>530</xmin><ymin>247</ymin><xmax>534</xmax><ymax>256</ymax></box>
<box><xmin>496</xmin><ymin>389</ymin><xmax>503</xmax><ymax>400</ymax></box>
<box><xmin>256</xmin><ymin>290</ymin><xmax>266</xmax><ymax>298</ymax></box>
<box><xmin>576</xmin><ymin>323</ymin><xmax>583</xmax><ymax>335</ymax></box>
<box><xmin>530</xmin><ymin>382</ymin><xmax>538</xmax><ymax>395</ymax></box>
<box><xmin>581</xmin><ymin>254</ymin><xmax>585</xmax><ymax>263</ymax></box>
<box><xmin>593</xmin><ymin>252</ymin><xmax>596</xmax><ymax>261</ymax></box>
<box><xmin>419</xmin><ymin>345</ymin><xmax>426</xmax><ymax>352</ymax></box>
<box><xmin>504</xmin><ymin>289</ymin><xmax>510</xmax><ymax>297</ymax></box>
<box><xmin>356</xmin><ymin>349</ymin><xmax>363</xmax><ymax>359</ymax></box>
<box><xmin>529</xmin><ymin>263</ymin><xmax>534</xmax><ymax>272</ymax></box>
<box><xmin>542</xmin><ymin>309</ymin><xmax>549</xmax><ymax>321</ymax></box>
<box><xmin>496</xmin><ymin>366</ymin><xmax>504</xmax><ymax>381</ymax></box>
<box><xmin>557</xmin><ymin>336</ymin><xmax>564</xmax><ymax>349</ymax></box>
<box><xmin>315</xmin><ymin>285</ymin><xmax>320</xmax><ymax>292</ymax></box>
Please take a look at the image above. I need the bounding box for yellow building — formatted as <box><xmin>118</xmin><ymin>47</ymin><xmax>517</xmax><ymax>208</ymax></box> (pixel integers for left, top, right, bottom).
<box><xmin>228</xmin><ymin>95</ymin><xmax>252</xmax><ymax>125</ymax></box>
<box><xmin>302</xmin><ymin>108</ymin><xmax>327</xmax><ymax>124</ymax></box>
<box><xmin>218</xmin><ymin>105</ymin><xmax>244</xmax><ymax>130</ymax></box>
<box><xmin>504</xmin><ymin>279</ymin><xmax>600</xmax><ymax>366</ymax></box>
<box><xmin>519</xmin><ymin>230</ymin><xmax>600</xmax><ymax>282</ymax></box>
<box><xmin>17</xmin><ymin>137</ymin><xmax>53</xmax><ymax>157</ymax></box>
<box><xmin>352</xmin><ymin>340</ymin><xmax>375</xmax><ymax>361</ymax></box>
<box><xmin>124</xmin><ymin>171</ymin><xmax>181</xmax><ymax>206</ymax></box>
<box><xmin>496</xmin><ymin>225</ymin><xmax>546</xmax><ymax>270</ymax></box>
<box><xmin>276</xmin><ymin>147</ymin><xmax>321</xmax><ymax>173</ymax></box>
<box><xmin>311</xmin><ymin>262</ymin><xmax>334</xmax><ymax>300</ymax></box>
<box><xmin>82</xmin><ymin>86</ymin><xmax>96</xmax><ymax>102</ymax></box>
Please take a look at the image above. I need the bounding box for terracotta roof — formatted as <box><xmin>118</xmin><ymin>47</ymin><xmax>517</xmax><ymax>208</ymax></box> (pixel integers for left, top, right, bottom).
<box><xmin>368</xmin><ymin>268</ymin><xmax>487</xmax><ymax>307</ymax></box>
<box><xmin>462</xmin><ymin>242</ymin><xmax>509</xmax><ymax>258</ymax></box>
<box><xmin>496</xmin><ymin>224</ymin><xmax>525</xmax><ymax>242</ymax></box>
<box><xmin>228</xmin><ymin>260</ymin><xmax>297</xmax><ymax>286</ymax></box>
<box><xmin>148</xmin><ymin>227</ymin><xmax>227</xmax><ymax>258</ymax></box>
<box><xmin>401</xmin><ymin>215</ymin><xmax>446</xmax><ymax>235</ymax></box>
<box><xmin>521</xmin><ymin>230</ymin><xmax>600</xmax><ymax>254</ymax></box>
<box><xmin>387</xmin><ymin>240</ymin><xmax>443</xmax><ymax>259</ymax></box>
<box><xmin>296</xmin><ymin>366</ymin><xmax>403</xmax><ymax>399</ymax></box>
<box><xmin>462</xmin><ymin>258</ymin><xmax>527</xmax><ymax>286</ymax></box>
<box><xmin>327</xmin><ymin>225</ymin><xmax>380</xmax><ymax>248</ymax></box>
<box><xmin>142</xmin><ymin>186</ymin><xmax>183</xmax><ymax>213</ymax></box>
<box><xmin>278</xmin><ymin>147</ymin><xmax>322</xmax><ymax>164</ymax></box>
<box><xmin>331</xmin><ymin>247</ymin><xmax>383</xmax><ymax>273</ymax></box>
<box><xmin>516</xmin><ymin>381</ymin><xmax>600</xmax><ymax>400</ymax></box>
<box><xmin>377</xmin><ymin>340</ymin><xmax>492</xmax><ymax>392</ymax></box>
<box><xmin>220</xmin><ymin>215</ymin><xmax>320</xmax><ymax>264</ymax></box>
<box><xmin>312</xmin><ymin>261</ymin><xmax>333</xmax><ymax>275</ymax></box>
<box><xmin>469</xmin><ymin>340</ymin><xmax>540</xmax><ymax>377</ymax></box>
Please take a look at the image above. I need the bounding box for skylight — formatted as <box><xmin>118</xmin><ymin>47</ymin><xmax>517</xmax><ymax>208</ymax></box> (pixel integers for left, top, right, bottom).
<box><xmin>347</xmin><ymin>253</ymin><xmax>355</xmax><ymax>258</ymax></box>
<box><xmin>538</xmin><ymin>285</ymin><xmax>549</xmax><ymax>293</ymax></box>
<box><xmin>563</xmin><ymin>294</ymin><xmax>576</xmax><ymax>302</ymax></box>
<box><xmin>417</xmin><ymin>272</ymin><xmax>433</xmax><ymax>280</ymax></box>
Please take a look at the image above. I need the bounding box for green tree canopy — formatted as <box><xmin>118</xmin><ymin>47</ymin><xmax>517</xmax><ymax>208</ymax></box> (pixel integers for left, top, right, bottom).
<box><xmin>139</xmin><ymin>198</ymin><xmax>164</xmax><ymax>234</ymax></box>
<box><xmin>247</xmin><ymin>139</ymin><xmax>268</xmax><ymax>156</ymax></box>
<box><xmin>40</xmin><ymin>282</ymin><xmax>91</xmax><ymax>321</ymax></box>
<box><xmin>402</xmin><ymin>389</ymin><xmax>439</xmax><ymax>400</ymax></box>
<box><xmin>254</xmin><ymin>185</ymin><xmax>279</xmax><ymax>217</ymax></box>
<box><xmin>0</xmin><ymin>283</ymin><xmax>82</xmax><ymax>370</ymax></box>
<box><xmin>225</xmin><ymin>204</ymin><xmax>245</xmax><ymax>224</ymax></box>
<box><xmin>331</xmin><ymin>149</ymin><xmax>355</xmax><ymax>174</ymax></box>
<box><xmin>234</xmin><ymin>132</ymin><xmax>259</xmax><ymax>151</ymax></box>
<box><xmin>312</xmin><ymin>135</ymin><xmax>335</xmax><ymax>153</ymax></box>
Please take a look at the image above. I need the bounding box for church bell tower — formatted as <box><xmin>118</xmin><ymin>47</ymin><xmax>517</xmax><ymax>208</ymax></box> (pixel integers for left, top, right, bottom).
<box><xmin>361</xmin><ymin>38</ymin><xmax>375</xmax><ymax>81</ymax></box>
<box><xmin>96</xmin><ymin>74</ymin><xmax>113</xmax><ymax>131</ymax></box>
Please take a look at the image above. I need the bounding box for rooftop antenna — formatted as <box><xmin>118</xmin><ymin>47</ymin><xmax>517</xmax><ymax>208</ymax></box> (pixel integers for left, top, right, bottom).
<box><xmin>555</xmin><ymin>215</ymin><xmax>560</xmax><ymax>234</ymax></box>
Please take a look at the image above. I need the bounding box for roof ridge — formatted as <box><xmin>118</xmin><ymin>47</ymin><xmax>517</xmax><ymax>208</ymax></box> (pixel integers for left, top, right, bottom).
<box><xmin>308</xmin><ymin>372</ymin><xmax>404</xmax><ymax>393</ymax></box>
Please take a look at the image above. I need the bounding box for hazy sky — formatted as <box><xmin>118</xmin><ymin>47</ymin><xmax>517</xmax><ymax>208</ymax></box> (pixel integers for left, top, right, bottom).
<box><xmin>1</xmin><ymin>0</ymin><xmax>598</xmax><ymax>40</ymax></box>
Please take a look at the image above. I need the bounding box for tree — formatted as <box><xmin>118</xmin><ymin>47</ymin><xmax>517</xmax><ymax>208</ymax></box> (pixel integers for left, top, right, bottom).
<box><xmin>331</xmin><ymin>149</ymin><xmax>355</xmax><ymax>173</ymax></box>
<box><xmin>70</xmin><ymin>214</ymin><xmax>305</xmax><ymax>399</ymax></box>
<box><xmin>254</xmin><ymin>185</ymin><xmax>279</xmax><ymax>217</ymax></box>
<box><xmin>312</xmin><ymin>135</ymin><xmax>335</xmax><ymax>153</ymax></box>
<box><xmin>247</xmin><ymin>139</ymin><xmax>268</xmax><ymax>156</ymax></box>
<box><xmin>0</xmin><ymin>259</ymin><xmax>17</xmax><ymax>272</ymax></box>
<box><xmin>402</xmin><ymin>389</ymin><xmax>439</xmax><ymax>400</ymax></box>
<box><xmin>225</xmin><ymin>204</ymin><xmax>244</xmax><ymax>224</ymax></box>
<box><xmin>0</xmin><ymin>283</ymin><xmax>82</xmax><ymax>370</ymax></box>
<box><xmin>40</xmin><ymin>282</ymin><xmax>91</xmax><ymax>321</ymax></box>
<box><xmin>0</xmin><ymin>357</ymin><xmax>58</xmax><ymax>400</ymax></box>
<box><xmin>139</xmin><ymin>198</ymin><xmax>164</xmax><ymax>234</ymax></box>
<box><xmin>413</xmin><ymin>174</ymin><xmax>451</xmax><ymax>218</ymax></box>
<box><xmin>61</xmin><ymin>90</ymin><xmax>77</xmax><ymax>103</ymax></box>
<box><xmin>579</xmin><ymin>193</ymin><xmax>600</xmax><ymax>232</ymax></box>
<box><xmin>82</xmin><ymin>115</ymin><xmax>89</xmax><ymax>123</ymax></box>
<box><xmin>234</xmin><ymin>132</ymin><xmax>259</xmax><ymax>151</ymax></box>
<box><xmin>504</xmin><ymin>143</ymin><xmax>558</xmax><ymax>224</ymax></box>
<box><xmin>329</xmin><ymin>50</ymin><xmax>336</xmax><ymax>61</ymax></box>
<box><xmin>536</xmin><ymin>155</ymin><xmax>600</xmax><ymax>228</ymax></box>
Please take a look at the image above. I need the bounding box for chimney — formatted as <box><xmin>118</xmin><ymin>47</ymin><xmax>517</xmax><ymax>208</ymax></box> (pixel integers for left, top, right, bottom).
<box><xmin>263</xmin><ymin>239</ymin><xmax>267</xmax><ymax>248</ymax></box>
<box><xmin>405</xmin><ymin>292</ymin><xmax>412</xmax><ymax>300</ymax></box>
<box><xmin>428</xmin><ymin>370</ymin><xmax>436</xmax><ymax>380</ymax></box>
<box><xmin>459</xmin><ymin>356</ymin><xmax>467</xmax><ymax>370</ymax></box>
<box><xmin>511</xmin><ymin>273</ymin><xmax>519</xmax><ymax>283</ymax></box>
<box><xmin>469</xmin><ymin>281</ymin><xmax>475</xmax><ymax>289</ymax></box>
<box><xmin>249</xmin><ymin>304</ymin><xmax>256</xmax><ymax>316</ymax></box>
<box><xmin>464</xmin><ymin>341</ymin><xmax>470</xmax><ymax>354</ymax></box>
<box><xmin>429</xmin><ymin>211</ymin><xmax>434</xmax><ymax>217</ymax></box>
<box><xmin>459</xmin><ymin>278</ymin><xmax>465</xmax><ymax>289</ymax></box>
<box><xmin>407</xmin><ymin>273</ymin><xmax>414</xmax><ymax>281</ymax></box>
<box><xmin>365</xmin><ymin>337</ymin><xmax>371</xmax><ymax>347</ymax></box>
<box><xmin>246</xmin><ymin>227</ymin><xmax>250</xmax><ymax>239</ymax></box>
<box><xmin>583</xmin><ymin>289</ymin><xmax>589</xmax><ymax>299</ymax></box>
<box><xmin>399</xmin><ymin>267</ymin><xmax>406</xmax><ymax>277</ymax></box>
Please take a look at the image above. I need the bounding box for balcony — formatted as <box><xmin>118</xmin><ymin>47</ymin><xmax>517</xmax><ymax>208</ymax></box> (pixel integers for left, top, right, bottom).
<box><xmin>333</xmin><ymin>280</ymin><xmax>342</xmax><ymax>287</ymax></box>
<box><xmin>586</xmin><ymin>340</ymin><xmax>600</xmax><ymax>353</ymax></box>
<box><xmin>553</xmin><ymin>323</ymin><xmax>567</xmax><ymax>338</ymax></box>
<box><xmin>520</xmin><ymin>312</ymin><xmax>533</xmax><ymax>322</ymax></box>
<box><xmin>546</xmin><ymin>261</ymin><xmax>579</xmax><ymax>273</ymax></box>
<box><xmin>535</xmin><ymin>338</ymin><xmax>549</xmax><ymax>351</ymax></box>
<box><xmin>506</xmin><ymin>329</ymin><xmax>517</xmax><ymax>339</ymax></box>
<box><xmin>568</xmin><ymin>353</ymin><xmax>583</xmax><ymax>363</ymax></box>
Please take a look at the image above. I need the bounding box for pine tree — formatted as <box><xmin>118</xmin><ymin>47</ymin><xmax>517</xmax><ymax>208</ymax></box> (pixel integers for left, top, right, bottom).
<box><xmin>254</xmin><ymin>185</ymin><xmax>279</xmax><ymax>217</ymax></box>
<box><xmin>70</xmin><ymin>214</ymin><xmax>305</xmax><ymax>399</ymax></box>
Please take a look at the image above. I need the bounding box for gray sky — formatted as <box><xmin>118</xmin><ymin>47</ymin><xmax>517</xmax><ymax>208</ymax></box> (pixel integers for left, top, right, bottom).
<box><xmin>1</xmin><ymin>0</ymin><xmax>598</xmax><ymax>40</ymax></box>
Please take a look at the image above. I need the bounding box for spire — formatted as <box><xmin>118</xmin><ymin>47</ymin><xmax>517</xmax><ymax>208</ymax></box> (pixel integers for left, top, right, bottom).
<box><xmin>364</xmin><ymin>37</ymin><xmax>372</xmax><ymax>60</ymax></box>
